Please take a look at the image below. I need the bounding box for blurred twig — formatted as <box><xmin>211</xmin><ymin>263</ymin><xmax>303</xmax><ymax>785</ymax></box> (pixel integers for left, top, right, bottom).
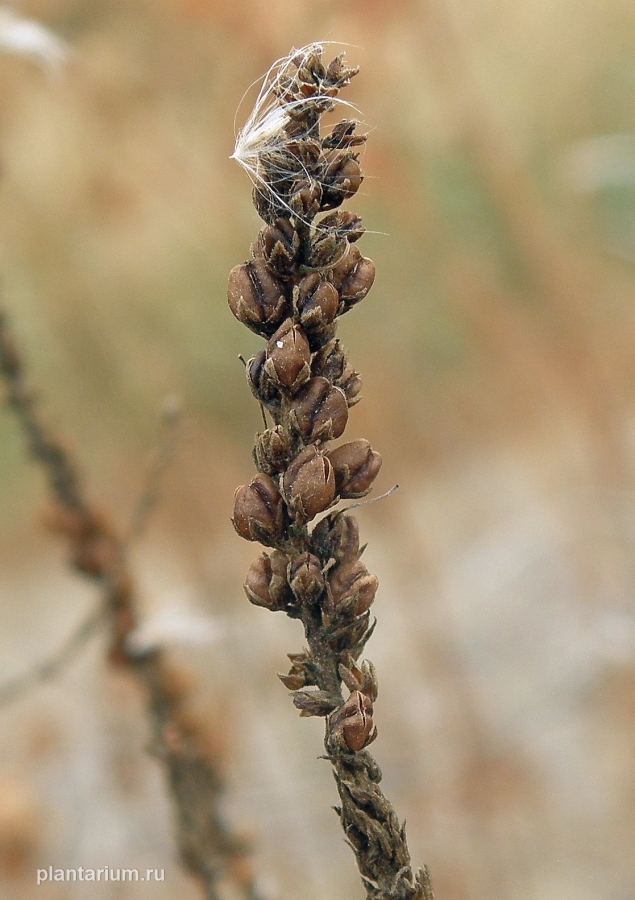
<box><xmin>124</xmin><ymin>394</ymin><xmax>183</xmax><ymax>546</ymax></box>
<box><xmin>0</xmin><ymin>601</ymin><xmax>107</xmax><ymax>709</ymax></box>
<box><xmin>0</xmin><ymin>308</ymin><xmax>262</xmax><ymax>900</ymax></box>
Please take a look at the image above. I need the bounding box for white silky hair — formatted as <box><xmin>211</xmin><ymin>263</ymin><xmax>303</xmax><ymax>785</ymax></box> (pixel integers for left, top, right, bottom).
<box><xmin>231</xmin><ymin>42</ymin><xmax>363</xmax><ymax>222</ymax></box>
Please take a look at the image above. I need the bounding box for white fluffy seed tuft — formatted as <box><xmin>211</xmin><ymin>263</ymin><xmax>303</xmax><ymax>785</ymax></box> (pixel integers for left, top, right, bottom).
<box><xmin>231</xmin><ymin>42</ymin><xmax>362</xmax><ymax>221</ymax></box>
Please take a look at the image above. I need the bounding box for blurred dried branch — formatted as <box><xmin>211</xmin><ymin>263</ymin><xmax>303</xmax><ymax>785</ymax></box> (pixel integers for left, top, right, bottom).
<box><xmin>0</xmin><ymin>599</ymin><xmax>106</xmax><ymax>709</ymax></box>
<box><xmin>0</xmin><ymin>307</ymin><xmax>260</xmax><ymax>900</ymax></box>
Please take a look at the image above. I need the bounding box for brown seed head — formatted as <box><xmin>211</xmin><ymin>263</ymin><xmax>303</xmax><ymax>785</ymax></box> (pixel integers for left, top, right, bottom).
<box><xmin>289</xmin><ymin>179</ymin><xmax>322</xmax><ymax>220</ymax></box>
<box><xmin>329</xmin><ymin>690</ymin><xmax>374</xmax><ymax>752</ymax></box>
<box><xmin>288</xmin><ymin>551</ymin><xmax>325</xmax><ymax>603</ymax></box>
<box><xmin>244</xmin><ymin>551</ymin><xmax>294</xmax><ymax>611</ymax></box>
<box><xmin>308</xmin><ymin>233</ymin><xmax>346</xmax><ymax>271</ymax></box>
<box><xmin>312</xmin><ymin>339</ymin><xmax>346</xmax><ymax>383</ymax></box>
<box><xmin>322</xmin><ymin>118</ymin><xmax>367</xmax><ymax>151</ymax></box>
<box><xmin>264</xmin><ymin>319</ymin><xmax>311</xmax><ymax>392</ymax></box>
<box><xmin>246</xmin><ymin>350</ymin><xmax>280</xmax><ymax>407</ymax></box>
<box><xmin>330</xmin><ymin>245</ymin><xmax>375</xmax><ymax>311</ymax></box>
<box><xmin>290</xmin><ymin>376</ymin><xmax>348</xmax><ymax>442</ymax></box>
<box><xmin>255</xmin><ymin>219</ymin><xmax>300</xmax><ymax>277</ymax></box>
<box><xmin>327</xmin><ymin>439</ymin><xmax>382</xmax><ymax>498</ymax></box>
<box><xmin>323</xmin><ymin>210</ymin><xmax>365</xmax><ymax>244</ymax></box>
<box><xmin>254</xmin><ymin>426</ymin><xmax>289</xmax><ymax>475</ymax></box>
<box><xmin>296</xmin><ymin>273</ymin><xmax>339</xmax><ymax>349</ymax></box>
<box><xmin>232</xmin><ymin>473</ymin><xmax>284</xmax><ymax>544</ymax></box>
<box><xmin>311</xmin><ymin>513</ymin><xmax>360</xmax><ymax>564</ymax></box>
<box><xmin>320</xmin><ymin>150</ymin><xmax>363</xmax><ymax>210</ymax></box>
<box><xmin>327</xmin><ymin>557</ymin><xmax>378</xmax><ymax>618</ymax></box>
<box><xmin>338</xmin><ymin>363</ymin><xmax>362</xmax><ymax>406</ymax></box>
<box><xmin>283</xmin><ymin>445</ymin><xmax>336</xmax><ymax>520</ymax></box>
<box><xmin>227</xmin><ymin>259</ymin><xmax>289</xmax><ymax>335</ymax></box>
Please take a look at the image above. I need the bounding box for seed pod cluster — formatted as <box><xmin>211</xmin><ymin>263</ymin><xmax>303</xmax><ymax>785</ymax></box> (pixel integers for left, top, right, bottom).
<box><xmin>229</xmin><ymin>45</ymin><xmax>436</xmax><ymax>900</ymax></box>
<box><xmin>232</xmin><ymin>42</ymin><xmax>391</xmax><ymax>725</ymax></box>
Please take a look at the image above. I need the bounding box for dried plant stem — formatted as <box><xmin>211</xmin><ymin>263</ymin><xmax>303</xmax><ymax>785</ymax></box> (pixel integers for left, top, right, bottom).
<box><xmin>229</xmin><ymin>45</ymin><xmax>434</xmax><ymax>900</ymax></box>
<box><xmin>0</xmin><ymin>309</ymin><xmax>260</xmax><ymax>900</ymax></box>
<box><xmin>124</xmin><ymin>396</ymin><xmax>183</xmax><ymax>546</ymax></box>
<box><xmin>0</xmin><ymin>600</ymin><xmax>107</xmax><ymax>709</ymax></box>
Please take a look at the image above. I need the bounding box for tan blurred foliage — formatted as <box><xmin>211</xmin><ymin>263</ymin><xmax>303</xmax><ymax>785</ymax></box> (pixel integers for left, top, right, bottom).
<box><xmin>1</xmin><ymin>1</ymin><xmax>635</xmax><ymax>899</ymax></box>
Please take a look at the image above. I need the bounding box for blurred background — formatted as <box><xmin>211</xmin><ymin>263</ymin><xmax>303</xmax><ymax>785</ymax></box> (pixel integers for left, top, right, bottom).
<box><xmin>0</xmin><ymin>0</ymin><xmax>635</xmax><ymax>898</ymax></box>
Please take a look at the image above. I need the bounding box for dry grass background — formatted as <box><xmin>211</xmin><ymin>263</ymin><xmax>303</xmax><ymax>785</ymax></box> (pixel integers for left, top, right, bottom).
<box><xmin>1</xmin><ymin>0</ymin><xmax>635</xmax><ymax>898</ymax></box>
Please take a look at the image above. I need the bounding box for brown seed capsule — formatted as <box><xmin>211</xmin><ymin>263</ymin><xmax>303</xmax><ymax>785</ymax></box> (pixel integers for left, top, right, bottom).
<box><xmin>322</xmin><ymin>119</ymin><xmax>367</xmax><ymax>152</ymax></box>
<box><xmin>255</xmin><ymin>218</ymin><xmax>300</xmax><ymax>277</ymax></box>
<box><xmin>254</xmin><ymin>426</ymin><xmax>289</xmax><ymax>475</ymax></box>
<box><xmin>288</xmin><ymin>552</ymin><xmax>325</xmax><ymax>603</ymax></box>
<box><xmin>330</xmin><ymin>245</ymin><xmax>375</xmax><ymax>311</ymax></box>
<box><xmin>307</xmin><ymin>228</ymin><xmax>347</xmax><ymax>271</ymax></box>
<box><xmin>321</xmin><ymin>150</ymin><xmax>363</xmax><ymax>209</ymax></box>
<box><xmin>295</xmin><ymin>273</ymin><xmax>339</xmax><ymax>348</ymax></box>
<box><xmin>338</xmin><ymin>363</ymin><xmax>362</xmax><ymax>406</ymax></box>
<box><xmin>283</xmin><ymin>445</ymin><xmax>336</xmax><ymax>520</ymax></box>
<box><xmin>311</xmin><ymin>338</ymin><xmax>346</xmax><ymax>381</ymax></box>
<box><xmin>232</xmin><ymin>473</ymin><xmax>284</xmax><ymax>545</ymax></box>
<box><xmin>321</xmin><ymin>209</ymin><xmax>365</xmax><ymax>244</ymax></box>
<box><xmin>244</xmin><ymin>550</ymin><xmax>294</xmax><ymax>611</ymax></box>
<box><xmin>329</xmin><ymin>690</ymin><xmax>374</xmax><ymax>752</ymax></box>
<box><xmin>227</xmin><ymin>259</ymin><xmax>289</xmax><ymax>335</ymax></box>
<box><xmin>289</xmin><ymin>178</ymin><xmax>322</xmax><ymax>220</ymax></box>
<box><xmin>289</xmin><ymin>376</ymin><xmax>348</xmax><ymax>442</ymax></box>
<box><xmin>311</xmin><ymin>513</ymin><xmax>360</xmax><ymax>564</ymax></box>
<box><xmin>264</xmin><ymin>319</ymin><xmax>311</xmax><ymax>392</ymax></box>
<box><xmin>246</xmin><ymin>349</ymin><xmax>280</xmax><ymax>407</ymax></box>
<box><xmin>327</xmin><ymin>439</ymin><xmax>382</xmax><ymax>498</ymax></box>
<box><xmin>327</xmin><ymin>557</ymin><xmax>379</xmax><ymax>618</ymax></box>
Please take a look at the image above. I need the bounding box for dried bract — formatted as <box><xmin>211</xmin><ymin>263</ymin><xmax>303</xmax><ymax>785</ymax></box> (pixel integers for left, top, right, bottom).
<box><xmin>292</xmin><ymin>689</ymin><xmax>340</xmax><ymax>718</ymax></box>
<box><xmin>246</xmin><ymin>350</ymin><xmax>280</xmax><ymax>407</ymax></box>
